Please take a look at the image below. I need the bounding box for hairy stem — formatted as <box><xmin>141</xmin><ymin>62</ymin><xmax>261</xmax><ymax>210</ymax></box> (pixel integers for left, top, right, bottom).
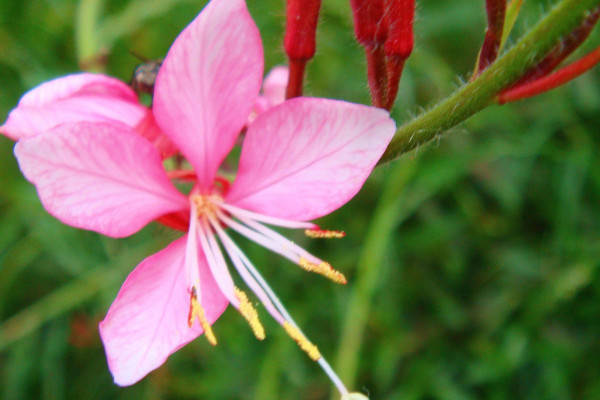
<box><xmin>379</xmin><ymin>0</ymin><xmax>600</xmax><ymax>164</ymax></box>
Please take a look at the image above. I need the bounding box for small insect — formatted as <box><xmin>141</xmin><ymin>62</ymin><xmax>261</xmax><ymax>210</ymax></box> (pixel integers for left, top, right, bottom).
<box><xmin>130</xmin><ymin>58</ymin><xmax>163</xmax><ymax>95</ymax></box>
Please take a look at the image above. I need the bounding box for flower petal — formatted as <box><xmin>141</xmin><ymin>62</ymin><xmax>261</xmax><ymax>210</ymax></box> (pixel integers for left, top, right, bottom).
<box><xmin>153</xmin><ymin>0</ymin><xmax>263</xmax><ymax>190</ymax></box>
<box><xmin>227</xmin><ymin>98</ymin><xmax>396</xmax><ymax>221</ymax></box>
<box><xmin>14</xmin><ymin>122</ymin><xmax>187</xmax><ymax>237</ymax></box>
<box><xmin>99</xmin><ymin>236</ymin><xmax>228</xmax><ymax>386</ymax></box>
<box><xmin>262</xmin><ymin>66</ymin><xmax>289</xmax><ymax>107</ymax></box>
<box><xmin>1</xmin><ymin>73</ymin><xmax>146</xmax><ymax>140</ymax></box>
<box><xmin>249</xmin><ymin>66</ymin><xmax>289</xmax><ymax>123</ymax></box>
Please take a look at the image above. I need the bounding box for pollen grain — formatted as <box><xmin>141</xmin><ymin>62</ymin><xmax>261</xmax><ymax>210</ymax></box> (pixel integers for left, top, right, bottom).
<box><xmin>283</xmin><ymin>322</ymin><xmax>321</xmax><ymax>361</ymax></box>
<box><xmin>304</xmin><ymin>229</ymin><xmax>346</xmax><ymax>239</ymax></box>
<box><xmin>298</xmin><ymin>257</ymin><xmax>347</xmax><ymax>284</ymax></box>
<box><xmin>188</xmin><ymin>287</ymin><xmax>218</xmax><ymax>345</ymax></box>
<box><xmin>235</xmin><ymin>287</ymin><xmax>266</xmax><ymax>340</ymax></box>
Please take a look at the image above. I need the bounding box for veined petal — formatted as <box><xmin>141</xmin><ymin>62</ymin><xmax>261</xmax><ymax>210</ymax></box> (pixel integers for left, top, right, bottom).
<box><xmin>99</xmin><ymin>236</ymin><xmax>228</xmax><ymax>386</ymax></box>
<box><xmin>153</xmin><ymin>0</ymin><xmax>263</xmax><ymax>191</ymax></box>
<box><xmin>1</xmin><ymin>73</ymin><xmax>146</xmax><ymax>141</ymax></box>
<box><xmin>19</xmin><ymin>73</ymin><xmax>138</xmax><ymax>104</ymax></box>
<box><xmin>227</xmin><ymin>98</ymin><xmax>396</xmax><ymax>221</ymax></box>
<box><xmin>14</xmin><ymin>122</ymin><xmax>187</xmax><ymax>238</ymax></box>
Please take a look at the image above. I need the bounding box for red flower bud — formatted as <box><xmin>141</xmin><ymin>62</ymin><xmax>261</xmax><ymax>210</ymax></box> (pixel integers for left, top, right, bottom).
<box><xmin>383</xmin><ymin>0</ymin><xmax>415</xmax><ymax>109</ymax></box>
<box><xmin>476</xmin><ymin>0</ymin><xmax>507</xmax><ymax>74</ymax></box>
<box><xmin>284</xmin><ymin>0</ymin><xmax>322</xmax><ymax>98</ymax></box>
<box><xmin>284</xmin><ymin>0</ymin><xmax>322</xmax><ymax>61</ymax></box>
<box><xmin>350</xmin><ymin>0</ymin><xmax>387</xmax><ymax>47</ymax></box>
<box><xmin>384</xmin><ymin>0</ymin><xmax>414</xmax><ymax>60</ymax></box>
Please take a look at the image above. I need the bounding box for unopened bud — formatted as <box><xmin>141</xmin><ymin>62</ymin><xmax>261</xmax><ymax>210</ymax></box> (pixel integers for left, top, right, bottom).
<box><xmin>350</xmin><ymin>0</ymin><xmax>387</xmax><ymax>47</ymax></box>
<box><xmin>384</xmin><ymin>0</ymin><xmax>415</xmax><ymax>59</ymax></box>
<box><xmin>284</xmin><ymin>0</ymin><xmax>322</xmax><ymax>61</ymax></box>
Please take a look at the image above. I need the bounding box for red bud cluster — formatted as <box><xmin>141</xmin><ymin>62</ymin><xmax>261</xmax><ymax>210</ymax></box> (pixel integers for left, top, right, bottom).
<box><xmin>283</xmin><ymin>0</ymin><xmax>414</xmax><ymax>109</ymax></box>
<box><xmin>349</xmin><ymin>0</ymin><xmax>415</xmax><ymax>109</ymax></box>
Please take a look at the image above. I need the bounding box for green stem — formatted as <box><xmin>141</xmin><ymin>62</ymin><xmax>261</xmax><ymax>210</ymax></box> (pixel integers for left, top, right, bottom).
<box><xmin>75</xmin><ymin>0</ymin><xmax>105</xmax><ymax>71</ymax></box>
<box><xmin>379</xmin><ymin>0</ymin><xmax>600</xmax><ymax>164</ymax></box>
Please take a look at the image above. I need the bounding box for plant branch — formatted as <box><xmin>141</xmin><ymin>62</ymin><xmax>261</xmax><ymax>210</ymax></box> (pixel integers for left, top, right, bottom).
<box><xmin>379</xmin><ymin>0</ymin><xmax>600</xmax><ymax>165</ymax></box>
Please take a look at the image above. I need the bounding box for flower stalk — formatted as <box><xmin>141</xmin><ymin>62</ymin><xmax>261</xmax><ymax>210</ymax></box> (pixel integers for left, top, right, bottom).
<box><xmin>75</xmin><ymin>0</ymin><xmax>106</xmax><ymax>71</ymax></box>
<box><xmin>350</xmin><ymin>0</ymin><xmax>389</xmax><ymax>108</ymax></box>
<box><xmin>284</xmin><ymin>0</ymin><xmax>322</xmax><ymax>98</ymax></box>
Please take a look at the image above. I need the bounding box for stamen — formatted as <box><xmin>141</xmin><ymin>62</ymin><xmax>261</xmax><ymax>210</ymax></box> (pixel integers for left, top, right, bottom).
<box><xmin>219</xmin><ymin>203</ymin><xmax>317</xmax><ymax>230</ymax></box>
<box><xmin>220</xmin><ymin>211</ymin><xmax>335</xmax><ymax>276</ymax></box>
<box><xmin>197</xmin><ymin>219</ymin><xmax>240</xmax><ymax>307</ymax></box>
<box><xmin>208</xmin><ymin>214</ymin><xmax>286</xmax><ymax>325</ymax></box>
<box><xmin>298</xmin><ymin>257</ymin><xmax>347</xmax><ymax>284</ymax></box>
<box><xmin>283</xmin><ymin>321</ymin><xmax>321</xmax><ymax>361</ymax></box>
<box><xmin>216</xmin><ymin>210</ymin><xmax>301</xmax><ymax>265</ymax></box>
<box><xmin>188</xmin><ymin>286</ymin><xmax>217</xmax><ymax>346</ymax></box>
<box><xmin>305</xmin><ymin>229</ymin><xmax>346</xmax><ymax>239</ymax></box>
<box><xmin>234</xmin><ymin>287</ymin><xmax>266</xmax><ymax>340</ymax></box>
<box><xmin>210</xmin><ymin>227</ymin><xmax>348</xmax><ymax>395</ymax></box>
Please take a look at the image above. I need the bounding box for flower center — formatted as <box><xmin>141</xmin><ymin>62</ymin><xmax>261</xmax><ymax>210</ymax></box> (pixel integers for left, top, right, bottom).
<box><xmin>191</xmin><ymin>193</ymin><xmax>222</xmax><ymax>219</ymax></box>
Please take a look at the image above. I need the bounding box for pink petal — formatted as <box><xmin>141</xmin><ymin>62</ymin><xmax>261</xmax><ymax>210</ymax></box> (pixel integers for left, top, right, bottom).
<box><xmin>1</xmin><ymin>73</ymin><xmax>147</xmax><ymax>141</ymax></box>
<box><xmin>14</xmin><ymin>122</ymin><xmax>187</xmax><ymax>237</ymax></box>
<box><xmin>248</xmin><ymin>66</ymin><xmax>289</xmax><ymax>124</ymax></box>
<box><xmin>227</xmin><ymin>98</ymin><xmax>396</xmax><ymax>221</ymax></box>
<box><xmin>99</xmin><ymin>236</ymin><xmax>228</xmax><ymax>386</ymax></box>
<box><xmin>153</xmin><ymin>0</ymin><xmax>263</xmax><ymax>190</ymax></box>
<box><xmin>262</xmin><ymin>66</ymin><xmax>289</xmax><ymax>107</ymax></box>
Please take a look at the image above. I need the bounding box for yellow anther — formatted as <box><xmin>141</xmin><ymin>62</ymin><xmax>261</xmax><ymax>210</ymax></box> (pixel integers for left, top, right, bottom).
<box><xmin>283</xmin><ymin>322</ymin><xmax>321</xmax><ymax>361</ymax></box>
<box><xmin>298</xmin><ymin>258</ymin><xmax>347</xmax><ymax>284</ymax></box>
<box><xmin>188</xmin><ymin>287</ymin><xmax>217</xmax><ymax>346</ymax></box>
<box><xmin>305</xmin><ymin>229</ymin><xmax>346</xmax><ymax>239</ymax></box>
<box><xmin>234</xmin><ymin>288</ymin><xmax>266</xmax><ymax>340</ymax></box>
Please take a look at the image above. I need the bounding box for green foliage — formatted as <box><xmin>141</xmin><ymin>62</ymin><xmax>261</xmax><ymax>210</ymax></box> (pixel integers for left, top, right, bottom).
<box><xmin>1</xmin><ymin>1</ymin><xmax>600</xmax><ymax>399</ymax></box>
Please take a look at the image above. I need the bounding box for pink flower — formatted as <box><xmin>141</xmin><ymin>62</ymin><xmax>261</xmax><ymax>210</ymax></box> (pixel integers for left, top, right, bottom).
<box><xmin>0</xmin><ymin>72</ymin><xmax>176</xmax><ymax>159</ymax></box>
<box><xmin>10</xmin><ymin>0</ymin><xmax>395</xmax><ymax>389</ymax></box>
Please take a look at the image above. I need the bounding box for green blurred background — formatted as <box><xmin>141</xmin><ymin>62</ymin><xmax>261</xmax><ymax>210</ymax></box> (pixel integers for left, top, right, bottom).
<box><xmin>1</xmin><ymin>0</ymin><xmax>600</xmax><ymax>399</ymax></box>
